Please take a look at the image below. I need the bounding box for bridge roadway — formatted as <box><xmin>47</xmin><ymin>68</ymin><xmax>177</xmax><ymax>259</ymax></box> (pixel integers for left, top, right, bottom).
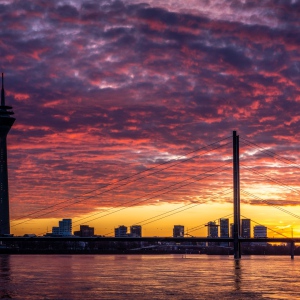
<box><xmin>0</xmin><ymin>237</ymin><xmax>299</xmax><ymax>243</ymax></box>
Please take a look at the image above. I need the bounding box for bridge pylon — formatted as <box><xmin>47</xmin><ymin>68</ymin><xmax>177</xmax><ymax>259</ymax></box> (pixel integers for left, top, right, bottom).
<box><xmin>233</xmin><ymin>131</ymin><xmax>241</xmax><ymax>259</ymax></box>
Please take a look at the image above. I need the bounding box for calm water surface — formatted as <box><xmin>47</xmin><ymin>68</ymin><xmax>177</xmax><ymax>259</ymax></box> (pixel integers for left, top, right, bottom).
<box><xmin>0</xmin><ymin>254</ymin><xmax>299</xmax><ymax>299</ymax></box>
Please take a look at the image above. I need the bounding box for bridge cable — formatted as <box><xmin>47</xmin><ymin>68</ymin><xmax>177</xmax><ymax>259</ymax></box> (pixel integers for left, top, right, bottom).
<box><xmin>240</xmin><ymin>163</ymin><xmax>300</xmax><ymax>196</ymax></box>
<box><xmin>18</xmin><ymin>146</ymin><xmax>231</xmax><ymax>233</ymax></box>
<box><xmin>240</xmin><ymin>214</ymin><xmax>291</xmax><ymax>239</ymax></box>
<box><xmin>186</xmin><ymin>213</ymin><xmax>233</xmax><ymax>236</ymax></box>
<box><xmin>64</xmin><ymin>164</ymin><xmax>233</xmax><ymax>235</ymax></box>
<box><xmin>12</xmin><ymin>136</ymin><xmax>232</xmax><ymax>225</ymax></box>
<box><xmin>240</xmin><ymin>189</ymin><xmax>300</xmax><ymax>221</ymax></box>
<box><xmin>240</xmin><ymin>138</ymin><xmax>300</xmax><ymax>170</ymax></box>
<box><xmin>102</xmin><ymin>189</ymin><xmax>233</xmax><ymax>237</ymax></box>
<box><xmin>35</xmin><ymin>162</ymin><xmax>232</xmax><ymax>236</ymax></box>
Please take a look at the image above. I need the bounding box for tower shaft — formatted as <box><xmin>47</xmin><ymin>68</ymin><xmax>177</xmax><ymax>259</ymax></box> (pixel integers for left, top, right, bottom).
<box><xmin>0</xmin><ymin>73</ymin><xmax>15</xmax><ymax>235</ymax></box>
<box><xmin>233</xmin><ymin>131</ymin><xmax>241</xmax><ymax>259</ymax></box>
<box><xmin>0</xmin><ymin>135</ymin><xmax>10</xmax><ymax>234</ymax></box>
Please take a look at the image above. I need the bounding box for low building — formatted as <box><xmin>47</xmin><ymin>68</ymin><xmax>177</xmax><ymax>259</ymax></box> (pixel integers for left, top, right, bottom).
<box><xmin>115</xmin><ymin>225</ymin><xmax>128</xmax><ymax>237</ymax></box>
<box><xmin>254</xmin><ymin>225</ymin><xmax>267</xmax><ymax>238</ymax></box>
<box><xmin>173</xmin><ymin>225</ymin><xmax>184</xmax><ymax>238</ymax></box>
<box><xmin>23</xmin><ymin>234</ymin><xmax>36</xmax><ymax>237</ymax></box>
<box><xmin>130</xmin><ymin>225</ymin><xmax>142</xmax><ymax>237</ymax></box>
<box><xmin>253</xmin><ymin>225</ymin><xmax>267</xmax><ymax>246</ymax></box>
<box><xmin>51</xmin><ymin>219</ymin><xmax>72</xmax><ymax>236</ymax></box>
<box><xmin>74</xmin><ymin>225</ymin><xmax>94</xmax><ymax>237</ymax></box>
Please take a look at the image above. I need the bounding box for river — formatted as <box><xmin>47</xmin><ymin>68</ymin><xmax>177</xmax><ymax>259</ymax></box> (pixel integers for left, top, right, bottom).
<box><xmin>0</xmin><ymin>254</ymin><xmax>299</xmax><ymax>299</ymax></box>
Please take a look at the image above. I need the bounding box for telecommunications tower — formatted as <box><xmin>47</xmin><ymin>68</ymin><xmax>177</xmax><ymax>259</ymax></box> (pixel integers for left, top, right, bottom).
<box><xmin>0</xmin><ymin>73</ymin><xmax>15</xmax><ymax>235</ymax></box>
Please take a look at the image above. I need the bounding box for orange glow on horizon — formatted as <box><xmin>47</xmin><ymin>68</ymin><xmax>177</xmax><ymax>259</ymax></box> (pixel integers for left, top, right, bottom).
<box><xmin>10</xmin><ymin>202</ymin><xmax>300</xmax><ymax>239</ymax></box>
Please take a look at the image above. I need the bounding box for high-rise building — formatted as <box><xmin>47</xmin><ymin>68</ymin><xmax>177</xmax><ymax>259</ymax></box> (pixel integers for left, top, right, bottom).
<box><xmin>206</xmin><ymin>221</ymin><xmax>219</xmax><ymax>238</ymax></box>
<box><xmin>173</xmin><ymin>225</ymin><xmax>184</xmax><ymax>237</ymax></box>
<box><xmin>241</xmin><ymin>219</ymin><xmax>251</xmax><ymax>238</ymax></box>
<box><xmin>115</xmin><ymin>225</ymin><xmax>128</xmax><ymax>237</ymax></box>
<box><xmin>0</xmin><ymin>74</ymin><xmax>15</xmax><ymax>235</ymax></box>
<box><xmin>130</xmin><ymin>225</ymin><xmax>142</xmax><ymax>237</ymax></box>
<box><xmin>52</xmin><ymin>219</ymin><xmax>72</xmax><ymax>236</ymax></box>
<box><xmin>206</xmin><ymin>221</ymin><xmax>219</xmax><ymax>246</ymax></box>
<box><xmin>74</xmin><ymin>225</ymin><xmax>94</xmax><ymax>237</ymax></box>
<box><xmin>220</xmin><ymin>218</ymin><xmax>229</xmax><ymax>237</ymax></box>
<box><xmin>230</xmin><ymin>223</ymin><xmax>234</xmax><ymax>238</ymax></box>
<box><xmin>219</xmin><ymin>218</ymin><xmax>229</xmax><ymax>246</ymax></box>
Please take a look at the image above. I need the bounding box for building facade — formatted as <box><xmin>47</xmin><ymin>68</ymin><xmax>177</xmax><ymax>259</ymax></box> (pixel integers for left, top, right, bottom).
<box><xmin>253</xmin><ymin>225</ymin><xmax>267</xmax><ymax>246</ymax></box>
<box><xmin>230</xmin><ymin>223</ymin><xmax>234</xmax><ymax>238</ymax></box>
<box><xmin>173</xmin><ymin>225</ymin><xmax>184</xmax><ymax>238</ymax></box>
<box><xmin>220</xmin><ymin>218</ymin><xmax>229</xmax><ymax>237</ymax></box>
<box><xmin>115</xmin><ymin>225</ymin><xmax>128</xmax><ymax>237</ymax></box>
<box><xmin>219</xmin><ymin>218</ymin><xmax>229</xmax><ymax>246</ymax></box>
<box><xmin>206</xmin><ymin>221</ymin><xmax>218</xmax><ymax>238</ymax></box>
<box><xmin>241</xmin><ymin>219</ymin><xmax>251</xmax><ymax>238</ymax></box>
<box><xmin>254</xmin><ymin>225</ymin><xmax>267</xmax><ymax>238</ymax></box>
<box><xmin>52</xmin><ymin>219</ymin><xmax>72</xmax><ymax>236</ymax></box>
<box><xmin>74</xmin><ymin>225</ymin><xmax>94</xmax><ymax>237</ymax></box>
<box><xmin>130</xmin><ymin>225</ymin><xmax>142</xmax><ymax>237</ymax></box>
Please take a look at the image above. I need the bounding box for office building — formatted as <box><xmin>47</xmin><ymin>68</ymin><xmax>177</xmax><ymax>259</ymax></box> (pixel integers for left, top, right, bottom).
<box><xmin>241</xmin><ymin>219</ymin><xmax>251</xmax><ymax>238</ymax></box>
<box><xmin>254</xmin><ymin>225</ymin><xmax>267</xmax><ymax>238</ymax></box>
<box><xmin>74</xmin><ymin>225</ymin><xmax>94</xmax><ymax>237</ymax></box>
<box><xmin>220</xmin><ymin>218</ymin><xmax>229</xmax><ymax>246</ymax></box>
<box><xmin>206</xmin><ymin>221</ymin><xmax>219</xmax><ymax>246</ymax></box>
<box><xmin>220</xmin><ymin>218</ymin><xmax>229</xmax><ymax>237</ymax></box>
<box><xmin>130</xmin><ymin>225</ymin><xmax>142</xmax><ymax>237</ymax></box>
<box><xmin>206</xmin><ymin>221</ymin><xmax>218</xmax><ymax>238</ymax></box>
<box><xmin>52</xmin><ymin>219</ymin><xmax>72</xmax><ymax>236</ymax></box>
<box><xmin>230</xmin><ymin>223</ymin><xmax>234</xmax><ymax>238</ymax></box>
<box><xmin>173</xmin><ymin>225</ymin><xmax>184</xmax><ymax>237</ymax></box>
<box><xmin>0</xmin><ymin>74</ymin><xmax>15</xmax><ymax>235</ymax></box>
<box><xmin>253</xmin><ymin>225</ymin><xmax>267</xmax><ymax>246</ymax></box>
<box><xmin>115</xmin><ymin>225</ymin><xmax>128</xmax><ymax>237</ymax></box>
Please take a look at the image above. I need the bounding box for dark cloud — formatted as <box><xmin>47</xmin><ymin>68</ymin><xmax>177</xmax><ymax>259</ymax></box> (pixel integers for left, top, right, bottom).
<box><xmin>0</xmin><ymin>0</ymin><xmax>299</xmax><ymax>231</ymax></box>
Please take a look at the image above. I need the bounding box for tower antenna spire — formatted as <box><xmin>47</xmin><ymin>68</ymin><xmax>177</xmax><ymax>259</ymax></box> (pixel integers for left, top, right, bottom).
<box><xmin>1</xmin><ymin>73</ymin><xmax>4</xmax><ymax>106</ymax></box>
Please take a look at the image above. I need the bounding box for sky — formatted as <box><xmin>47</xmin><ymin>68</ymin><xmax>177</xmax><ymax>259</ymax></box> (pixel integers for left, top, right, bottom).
<box><xmin>1</xmin><ymin>0</ymin><xmax>300</xmax><ymax>237</ymax></box>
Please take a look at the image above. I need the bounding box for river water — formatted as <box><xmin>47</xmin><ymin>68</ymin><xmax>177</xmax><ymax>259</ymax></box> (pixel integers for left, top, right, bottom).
<box><xmin>0</xmin><ymin>254</ymin><xmax>299</xmax><ymax>299</ymax></box>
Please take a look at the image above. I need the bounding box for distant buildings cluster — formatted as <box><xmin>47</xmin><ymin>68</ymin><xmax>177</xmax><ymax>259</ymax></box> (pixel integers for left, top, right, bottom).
<box><xmin>205</xmin><ymin>218</ymin><xmax>267</xmax><ymax>239</ymax></box>
<box><xmin>45</xmin><ymin>219</ymin><xmax>95</xmax><ymax>237</ymax></box>
<box><xmin>114</xmin><ymin>225</ymin><xmax>142</xmax><ymax>237</ymax></box>
<box><xmin>43</xmin><ymin>218</ymin><xmax>267</xmax><ymax>240</ymax></box>
<box><xmin>45</xmin><ymin>220</ymin><xmax>143</xmax><ymax>238</ymax></box>
<box><xmin>172</xmin><ymin>218</ymin><xmax>267</xmax><ymax>239</ymax></box>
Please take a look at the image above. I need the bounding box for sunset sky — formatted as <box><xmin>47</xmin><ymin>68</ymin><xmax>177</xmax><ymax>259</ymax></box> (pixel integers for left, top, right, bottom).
<box><xmin>1</xmin><ymin>0</ymin><xmax>300</xmax><ymax>237</ymax></box>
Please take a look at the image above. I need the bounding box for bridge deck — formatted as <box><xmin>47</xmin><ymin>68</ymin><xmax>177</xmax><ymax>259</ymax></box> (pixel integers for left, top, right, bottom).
<box><xmin>0</xmin><ymin>237</ymin><xmax>299</xmax><ymax>243</ymax></box>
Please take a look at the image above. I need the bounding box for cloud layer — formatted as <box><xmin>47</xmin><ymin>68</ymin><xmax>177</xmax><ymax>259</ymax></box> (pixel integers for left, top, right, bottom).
<box><xmin>1</xmin><ymin>0</ymin><xmax>300</xmax><ymax>226</ymax></box>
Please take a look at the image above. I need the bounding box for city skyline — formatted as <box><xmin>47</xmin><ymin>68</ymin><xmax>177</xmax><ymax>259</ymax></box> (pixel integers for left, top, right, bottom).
<box><xmin>24</xmin><ymin>217</ymin><xmax>265</xmax><ymax>239</ymax></box>
<box><xmin>1</xmin><ymin>1</ymin><xmax>300</xmax><ymax>236</ymax></box>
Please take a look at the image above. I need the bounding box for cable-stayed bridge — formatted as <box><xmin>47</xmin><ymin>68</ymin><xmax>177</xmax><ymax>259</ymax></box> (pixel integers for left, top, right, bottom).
<box><xmin>1</xmin><ymin>131</ymin><xmax>300</xmax><ymax>259</ymax></box>
<box><xmin>1</xmin><ymin>76</ymin><xmax>299</xmax><ymax>257</ymax></box>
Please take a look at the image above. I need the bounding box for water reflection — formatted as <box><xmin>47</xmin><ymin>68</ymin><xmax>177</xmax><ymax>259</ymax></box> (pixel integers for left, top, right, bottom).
<box><xmin>0</xmin><ymin>255</ymin><xmax>12</xmax><ymax>299</ymax></box>
<box><xmin>234</xmin><ymin>259</ymin><xmax>242</xmax><ymax>291</ymax></box>
<box><xmin>0</xmin><ymin>255</ymin><xmax>297</xmax><ymax>299</ymax></box>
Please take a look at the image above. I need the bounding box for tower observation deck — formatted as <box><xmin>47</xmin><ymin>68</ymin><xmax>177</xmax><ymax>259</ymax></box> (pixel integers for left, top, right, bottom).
<box><xmin>0</xmin><ymin>73</ymin><xmax>15</xmax><ymax>235</ymax></box>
